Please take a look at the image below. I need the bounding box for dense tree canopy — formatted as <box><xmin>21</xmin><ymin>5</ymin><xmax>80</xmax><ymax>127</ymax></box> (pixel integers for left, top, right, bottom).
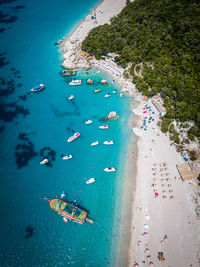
<box><xmin>82</xmin><ymin>0</ymin><xmax>200</xmax><ymax>140</ymax></box>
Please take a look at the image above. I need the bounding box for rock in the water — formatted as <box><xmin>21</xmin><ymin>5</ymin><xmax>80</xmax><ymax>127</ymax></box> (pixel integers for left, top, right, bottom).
<box><xmin>87</xmin><ymin>79</ymin><xmax>94</xmax><ymax>84</ymax></box>
<box><xmin>61</xmin><ymin>60</ymin><xmax>76</xmax><ymax>70</ymax></box>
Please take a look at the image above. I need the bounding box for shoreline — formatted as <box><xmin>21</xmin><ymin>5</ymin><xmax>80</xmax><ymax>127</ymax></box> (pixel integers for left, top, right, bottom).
<box><xmin>60</xmin><ymin>0</ymin><xmax>200</xmax><ymax>266</ymax></box>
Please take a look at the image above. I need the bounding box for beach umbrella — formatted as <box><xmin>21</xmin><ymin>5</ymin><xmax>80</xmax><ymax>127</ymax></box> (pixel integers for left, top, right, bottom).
<box><xmin>184</xmin><ymin>157</ymin><xmax>189</xmax><ymax>162</ymax></box>
<box><xmin>152</xmin><ymin>112</ymin><xmax>155</xmax><ymax>114</ymax></box>
<box><xmin>162</xmin><ymin>195</ymin><xmax>167</xmax><ymax>199</ymax></box>
<box><xmin>167</xmin><ymin>184</ymin><xmax>172</xmax><ymax>187</ymax></box>
<box><xmin>152</xmin><ymin>118</ymin><xmax>154</xmax><ymax>121</ymax></box>
<box><xmin>164</xmin><ymin>234</ymin><xmax>168</xmax><ymax>241</ymax></box>
<box><xmin>145</xmin><ymin>248</ymin><xmax>150</xmax><ymax>253</ymax></box>
<box><xmin>170</xmin><ymin>195</ymin><xmax>174</xmax><ymax>199</ymax></box>
<box><xmin>162</xmin><ymin>190</ymin><xmax>166</xmax><ymax>193</ymax></box>
<box><xmin>161</xmin><ymin>184</ymin><xmax>165</xmax><ymax>187</ymax></box>
<box><xmin>145</xmin><ymin>215</ymin><xmax>150</xmax><ymax>220</ymax></box>
<box><xmin>154</xmin><ymin>192</ymin><xmax>159</xmax><ymax>197</ymax></box>
<box><xmin>169</xmin><ymin>190</ymin><xmax>173</xmax><ymax>193</ymax></box>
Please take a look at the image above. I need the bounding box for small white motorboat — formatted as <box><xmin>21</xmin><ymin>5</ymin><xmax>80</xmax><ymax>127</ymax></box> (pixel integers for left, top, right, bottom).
<box><xmin>99</xmin><ymin>125</ymin><xmax>109</xmax><ymax>129</ymax></box>
<box><xmin>91</xmin><ymin>141</ymin><xmax>99</xmax><ymax>146</ymax></box>
<box><xmin>67</xmin><ymin>132</ymin><xmax>80</xmax><ymax>142</ymax></box>
<box><xmin>120</xmin><ymin>93</ymin><xmax>123</xmax><ymax>97</ymax></box>
<box><xmin>113</xmin><ymin>89</ymin><xmax>117</xmax><ymax>93</ymax></box>
<box><xmin>62</xmin><ymin>155</ymin><xmax>72</xmax><ymax>160</ymax></box>
<box><xmin>86</xmin><ymin>178</ymin><xmax>96</xmax><ymax>184</ymax></box>
<box><xmin>40</xmin><ymin>158</ymin><xmax>48</xmax><ymax>165</ymax></box>
<box><xmin>103</xmin><ymin>140</ymin><xmax>114</xmax><ymax>145</ymax></box>
<box><xmin>104</xmin><ymin>93</ymin><xmax>111</xmax><ymax>98</ymax></box>
<box><xmin>68</xmin><ymin>95</ymin><xmax>74</xmax><ymax>100</ymax></box>
<box><xmin>104</xmin><ymin>167</ymin><xmax>116</xmax><ymax>172</ymax></box>
<box><xmin>85</xmin><ymin>120</ymin><xmax>92</xmax><ymax>124</ymax></box>
<box><xmin>69</xmin><ymin>80</ymin><xmax>82</xmax><ymax>86</ymax></box>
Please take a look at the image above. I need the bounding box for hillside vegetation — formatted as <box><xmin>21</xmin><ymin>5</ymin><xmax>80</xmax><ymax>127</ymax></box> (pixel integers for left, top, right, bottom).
<box><xmin>82</xmin><ymin>0</ymin><xmax>200</xmax><ymax>144</ymax></box>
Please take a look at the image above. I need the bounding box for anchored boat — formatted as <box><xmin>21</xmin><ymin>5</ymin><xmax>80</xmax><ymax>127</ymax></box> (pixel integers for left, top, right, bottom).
<box><xmin>31</xmin><ymin>84</ymin><xmax>45</xmax><ymax>92</ymax></box>
<box><xmin>44</xmin><ymin>198</ymin><xmax>94</xmax><ymax>224</ymax></box>
<box><xmin>99</xmin><ymin>125</ymin><xmax>109</xmax><ymax>129</ymax></box>
<box><xmin>69</xmin><ymin>80</ymin><xmax>82</xmax><ymax>86</ymax></box>
<box><xmin>67</xmin><ymin>132</ymin><xmax>80</xmax><ymax>142</ymax></box>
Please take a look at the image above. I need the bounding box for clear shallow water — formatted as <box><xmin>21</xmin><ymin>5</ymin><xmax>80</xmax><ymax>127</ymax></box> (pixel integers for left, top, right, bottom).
<box><xmin>0</xmin><ymin>1</ymin><xmax>134</xmax><ymax>266</ymax></box>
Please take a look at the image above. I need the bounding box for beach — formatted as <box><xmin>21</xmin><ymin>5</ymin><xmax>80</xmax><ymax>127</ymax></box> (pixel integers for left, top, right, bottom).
<box><xmin>60</xmin><ymin>0</ymin><xmax>200</xmax><ymax>266</ymax></box>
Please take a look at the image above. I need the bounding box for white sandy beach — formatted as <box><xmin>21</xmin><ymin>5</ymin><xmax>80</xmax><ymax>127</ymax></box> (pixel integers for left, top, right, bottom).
<box><xmin>129</xmin><ymin>99</ymin><xmax>200</xmax><ymax>267</ymax></box>
<box><xmin>60</xmin><ymin>0</ymin><xmax>200</xmax><ymax>266</ymax></box>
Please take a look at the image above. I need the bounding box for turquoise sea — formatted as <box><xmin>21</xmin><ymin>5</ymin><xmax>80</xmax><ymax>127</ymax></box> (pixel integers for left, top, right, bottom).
<box><xmin>0</xmin><ymin>1</ymin><xmax>134</xmax><ymax>266</ymax></box>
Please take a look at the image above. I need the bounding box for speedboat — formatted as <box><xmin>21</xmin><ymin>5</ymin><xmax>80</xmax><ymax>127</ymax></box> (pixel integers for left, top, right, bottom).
<box><xmin>40</xmin><ymin>158</ymin><xmax>48</xmax><ymax>164</ymax></box>
<box><xmin>99</xmin><ymin>125</ymin><xmax>109</xmax><ymax>129</ymax></box>
<box><xmin>103</xmin><ymin>140</ymin><xmax>114</xmax><ymax>145</ymax></box>
<box><xmin>31</xmin><ymin>84</ymin><xmax>45</xmax><ymax>92</ymax></box>
<box><xmin>91</xmin><ymin>141</ymin><xmax>99</xmax><ymax>146</ymax></box>
<box><xmin>86</xmin><ymin>178</ymin><xmax>96</xmax><ymax>184</ymax></box>
<box><xmin>69</xmin><ymin>80</ymin><xmax>82</xmax><ymax>86</ymax></box>
<box><xmin>104</xmin><ymin>167</ymin><xmax>116</xmax><ymax>172</ymax></box>
<box><xmin>62</xmin><ymin>155</ymin><xmax>72</xmax><ymax>160</ymax></box>
<box><xmin>68</xmin><ymin>95</ymin><xmax>74</xmax><ymax>100</ymax></box>
<box><xmin>85</xmin><ymin>120</ymin><xmax>92</xmax><ymax>124</ymax></box>
<box><xmin>104</xmin><ymin>93</ymin><xmax>111</xmax><ymax>98</ymax></box>
<box><xmin>113</xmin><ymin>89</ymin><xmax>117</xmax><ymax>93</ymax></box>
<box><xmin>67</xmin><ymin>132</ymin><xmax>80</xmax><ymax>142</ymax></box>
<box><xmin>94</xmin><ymin>89</ymin><xmax>101</xmax><ymax>93</ymax></box>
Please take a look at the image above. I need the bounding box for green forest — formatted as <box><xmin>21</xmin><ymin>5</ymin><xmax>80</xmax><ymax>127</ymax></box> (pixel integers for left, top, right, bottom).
<box><xmin>82</xmin><ymin>0</ymin><xmax>200</xmax><ymax>144</ymax></box>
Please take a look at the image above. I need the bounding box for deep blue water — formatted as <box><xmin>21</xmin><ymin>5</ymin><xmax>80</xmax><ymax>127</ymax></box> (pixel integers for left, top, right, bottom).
<box><xmin>0</xmin><ymin>1</ymin><xmax>133</xmax><ymax>266</ymax></box>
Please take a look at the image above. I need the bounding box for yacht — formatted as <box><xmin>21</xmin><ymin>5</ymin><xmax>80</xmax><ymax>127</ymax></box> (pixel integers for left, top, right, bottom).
<box><xmin>99</xmin><ymin>125</ymin><xmax>109</xmax><ymax>129</ymax></box>
<box><xmin>69</xmin><ymin>80</ymin><xmax>82</xmax><ymax>86</ymax></box>
<box><xmin>103</xmin><ymin>140</ymin><xmax>114</xmax><ymax>145</ymax></box>
<box><xmin>86</xmin><ymin>178</ymin><xmax>96</xmax><ymax>184</ymax></box>
<box><xmin>40</xmin><ymin>158</ymin><xmax>48</xmax><ymax>165</ymax></box>
<box><xmin>68</xmin><ymin>95</ymin><xmax>74</xmax><ymax>100</ymax></box>
<box><xmin>67</xmin><ymin>132</ymin><xmax>80</xmax><ymax>142</ymax></box>
<box><xmin>85</xmin><ymin>120</ymin><xmax>92</xmax><ymax>124</ymax></box>
<box><xmin>62</xmin><ymin>155</ymin><xmax>72</xmax><ymax>160</ymax></box>
<box><xmin>31</xmin><ymin>84</ymin><xmax>45</xmax><ymax>92</ymax></box>
<box><xmin>104</xmin><ymin>93</ymin><xmax>111</xmax><ymax>98</ymax></box>
<box><xmin>91</xmin><ymin>141</ymin><xmax>99</xmax><ymax>146</ymax></box>
<box><xmin>104</xmin><ymin>167</ymin><xmax>116</xmax><ymax>172</ymax></box>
